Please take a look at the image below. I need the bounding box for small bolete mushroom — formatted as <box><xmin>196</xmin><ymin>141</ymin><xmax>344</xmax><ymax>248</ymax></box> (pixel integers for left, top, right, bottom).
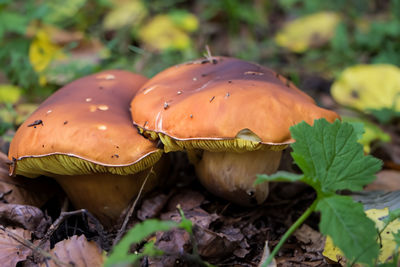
<box><xmin>8</xmin><ymin>70</ymin><xmax>164</xmax><ymax>226</ymax></box>
<box><xmin>130</xmin><ymin>57</ymin><xmax>340</xmax><ymax>205</ymax></box>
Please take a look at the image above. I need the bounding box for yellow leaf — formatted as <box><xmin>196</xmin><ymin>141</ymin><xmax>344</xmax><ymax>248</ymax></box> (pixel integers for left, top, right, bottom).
<box><xmin>342</xmin><ymin>116</ymin><xmax>391</xmax><ymax>154</ymax></box>
<box><xmin>29</xmin><ymin>30</ymin><xmax>65</xmax><ymax>72</ymax></box>
<box><xmin>103</xmin><ymin>0</ymin><xmax>147</xmax><ymax>30</ymax></box>
<box><xmin>331</xmin><ymin>64</ymin><xmax>400</xmax><ymax>112</ymax></box>
<box><xmin>275</xmin><ymin>12</ymin><xmax>341</xmax><ymax>53</ymax></box>
<box><xmin>139</xmin><ymin>15</ymin><xmax>192</xmax><ymax>51</ymax></box>
<box><xmin>0</xmin><ymin>84</ymin><xmax>21</xmax><ymax>104</ymax></box>
<box><xmin>29</xmin><ymin>29</ymin><xmax>66</xmax><ymax>85</ymax></box>
<box><xmin>169</xmin><ymin>11</ymin><xmax>199</xmax><ymax>32</ymax></box>
<box><xmin>324</xmin><ymin>208</ymin><xmax>400</xmax><ymax>264</ymax></box>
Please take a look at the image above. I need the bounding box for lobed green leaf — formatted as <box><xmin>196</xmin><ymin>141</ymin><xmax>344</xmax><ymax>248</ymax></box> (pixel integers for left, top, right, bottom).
<box><xmin>317</xmin><ymin>195</ymin><xmax>379</xmax><ymax>265</ymax></box>
<box><xmin>290</xmin><ymin>119</ymin><xmax>382</xmax><ymax>193</ymax></box>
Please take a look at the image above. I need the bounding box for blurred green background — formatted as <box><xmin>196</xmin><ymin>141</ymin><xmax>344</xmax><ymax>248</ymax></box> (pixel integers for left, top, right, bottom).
<box><xmin>1</xmin><ymin>0</ymin><xmax>400</xmax><ymax>145</ymax></box>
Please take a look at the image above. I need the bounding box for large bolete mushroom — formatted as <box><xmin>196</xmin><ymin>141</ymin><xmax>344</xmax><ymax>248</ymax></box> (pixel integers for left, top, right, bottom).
<box><xmin>8</xmin><ymin>70</ymin><xmax>164</xmax><ymax>226</ymax></box>
<box><xmin>130</xmin><ymin>57</ymin><xmax>340</xmax><ymax>205</ymax></box>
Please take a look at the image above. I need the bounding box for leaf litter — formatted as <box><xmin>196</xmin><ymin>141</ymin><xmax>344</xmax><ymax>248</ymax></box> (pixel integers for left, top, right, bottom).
<box><xmin>0</xmin><ymin>145</ymin><xmax>329</xmax><ymax>266</ymax></box>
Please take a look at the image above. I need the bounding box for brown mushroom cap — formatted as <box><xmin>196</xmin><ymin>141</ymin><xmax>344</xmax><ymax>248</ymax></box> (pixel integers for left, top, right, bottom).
<box><xmin>130</xmin><ymin>57</ymin><xmax>340</xmax><ymax>206</ymax></box>
<box><xmin>8</xmin><ymin>70</ymin><xmax>165</xmax><ymax>226</ymax></box>
<box><xmin>130</xmin><ymin>57</ymin><xmax>339</xmax><ymax>153</ymax></box>
<box><xmin>9</xmin><ymin>70</ymin><xmax>162</xmax><ymax>178</ymax></box>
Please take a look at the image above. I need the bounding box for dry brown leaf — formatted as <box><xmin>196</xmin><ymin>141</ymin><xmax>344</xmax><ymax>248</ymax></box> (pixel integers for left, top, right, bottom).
<box><xmin>0</xmin><ymin>152</ymin><xmax>59</xmax><ymax>207</ymax></box>
<box><xmin>293</xmin><ymin>224</ymin><xmax>325</xmax><ymax>253</ymax></box>
<box><xmin>137</xmin><ymin>193</ymin><xmax>170</xmax><ymax>220</ymax></box>
<box><xmin>0</xmin><ymin>204</ymin><xmax>49</xmax><ymax>238</ymax></box>
<box><xmin>364</xmin><ymin>170</ymin><xmax>400</xmax><ymax>191</ymax></box>
<box><xmin>42</xmin><ymin>235</ymin><xmax>104</xmax><ymax>267</ymax></box>
<box><xmin>0</xmin><ymin>227</ymin><xmax>32</xmax><ymax>266</ymax></box>
<box><xmin>166</xmin><ymin>190</ymin><xmax>205</xmax><ymax>211</ymax></box>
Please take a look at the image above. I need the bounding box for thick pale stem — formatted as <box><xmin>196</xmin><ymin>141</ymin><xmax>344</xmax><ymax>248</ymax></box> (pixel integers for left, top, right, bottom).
<box><xmin>53</xmin><ymin>158</ymin><xmax>166</xmax><ymax>227</ymax></box>
<box><xmin>195</xmin><ymin>149</ymin><xmax>282</xmax><ymax>205</ymax></box>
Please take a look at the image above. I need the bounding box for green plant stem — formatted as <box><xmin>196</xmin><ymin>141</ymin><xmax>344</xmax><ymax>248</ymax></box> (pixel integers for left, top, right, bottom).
<box><xmin>262</xmin><ymin>198</ymin><xmax>319</xmax><ymax>267</ymax></box>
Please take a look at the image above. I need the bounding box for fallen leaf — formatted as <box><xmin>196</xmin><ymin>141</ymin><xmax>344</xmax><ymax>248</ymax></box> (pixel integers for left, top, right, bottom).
<box><xmin>41</xmin><ymin>235</ymin><xmax>104</xmax><ymax>267</ymax></box>
<box><xmin>0</xmin><ymin>85</ymin><xmax>21</xmax><ymax>104</ymax></box>
<box><xmin>365</xmin><ymin>170</ymin><xmax>400</xmax><ymax>191</ymax></box>
<box><xmin>166</xmin><ymin>190</ymin><xmax>205</xmax><ymax>211</ymax></box>
<box><xmin>323</xmin><ymin>208</ymin><xmax>400</xmax><ymax>264</ymax></box>
<box><xmin>331</xmin><ymin>64</ymin><xmax>400</xmax><ymax>113</ymax></box>
<box><xmin>29</xmin><ymin>29</ymin><xmax>66</xmax><ymax>85</ymax></box>
<box><xmin>0</xmin><ymin>204</ymin><xmax>49</xmax><ymax>238</ymax></box>
<box><xmin>342</xmin><ymin>116</ymin><xmax>391</xmax><ymax>154</ymax></box>
<box><xmin>169</xmin><ymin>10</ymin><xmax>199</xmax><ymax>32</ymax></box>
<box><xmin>0</xmin><ymin>152</ymin><xmax>60</xmax><ymax>207</ymax></box>
<box><xmin>137</xmin><ymin>193</ymin><xmax>170</xmax><ymax>220</ymax></box>
<box><xmin>0</xmin><ymin>227</ymin><xmax>32</xmax><ymax>266</ymax></box>
<box><xmin>139</xmin><ymin>14</ymin><xmax>195</xmax><ymax>51</ymax></box>
<box><xmin>275</xmin><ymin>12</ymin><xmax>341</xmax><ymax>53</ymax></box>
<box><xmin>103</xmin><ymin>0</ymin><xmax>147</xmax><ymax>30</ymax></box>
<box><xmin>293</xmin><ymin>224</ymin><xmax>325</xmax><ymax>253</ymax></box>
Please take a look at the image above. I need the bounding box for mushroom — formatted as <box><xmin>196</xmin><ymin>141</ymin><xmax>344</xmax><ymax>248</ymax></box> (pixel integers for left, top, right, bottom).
<box><xmin>8</xmin><ymin>70</ymin><xmax>164</xmax><ymax>226</ymax></box>
<box><xmin>130</xmin><ymin>57</ymin><xmax>340</xmax><ymax>205</ymax></box>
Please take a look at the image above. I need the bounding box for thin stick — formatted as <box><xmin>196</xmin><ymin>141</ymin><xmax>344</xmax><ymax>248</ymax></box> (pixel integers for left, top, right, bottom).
<box><xmin>0</xmin><ymin>226</ymin><xmax>71</xmax><ymax>267</ymax></box>
<box><xmin>39</xmin><ymin>209</ymin><xmax>103</xmax><ymax>248</ymax></box>
<box><xmin>204</xmin><ymin>45</ymin><xmax>217</xmax><ymax>64</ymax></box>
<box><xmin>112</xmin><ymin>167</ymin><xmax>154</xmax><ymax>247</ymax></box>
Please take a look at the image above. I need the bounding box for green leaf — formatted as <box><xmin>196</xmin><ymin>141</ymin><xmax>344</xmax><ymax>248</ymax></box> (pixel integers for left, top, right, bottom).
<box><xmin>393</xmin><ymin>230</ymin><xmax>400</xmax><ymax>245</ymax></box>
<box><xmin>255</xmin><ymin>171</ymin><xmax>305</xmax><ymax>185</ymax></box>
<box><xmin>383</xmin><ymin>208</ymin><xmax>400</xmax><ymax>225</ymax></box>
<box><xmin>317</xmin><ymin>195</ymin><xmax>380</xmax><ymax>265</ymax></box>
<box><xmin>0</xmin><ymin>11</ymin><xmax>28</xmax><ymax>39</ymax></box>
<box><xmin>368</xmin><ymin>108</ymin><xmax>400</xmax><ymax>124</ymax></box>
<box><xmin>142</xmin><ymin>241</ymin><xmax>164</xmax><ymax>257</ymax></box>
<box><xmin>290</xmin><ymin>119</ymin><xmax>382</xmax><ymax>193</ymax></box>
<box><xmin>105</xmin><ymin>219</ymin><xmax>178</xmax><ymax>267</ymax></box>
<box><xmin>344</xmin><ymin>121</ymin><xmax>364</xmax><ymax>140</ymax></box>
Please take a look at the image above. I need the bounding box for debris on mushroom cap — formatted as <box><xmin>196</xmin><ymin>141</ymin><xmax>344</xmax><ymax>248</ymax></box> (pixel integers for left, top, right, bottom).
<box><xmin>130</xmin><ymin>57</ymin><xmax>340</xmax><ymax>153</ymax></box>
<box><xmin>9</xmin><ymin>70</ymin><xmax>163</xmax><ymax>178</ymax></box>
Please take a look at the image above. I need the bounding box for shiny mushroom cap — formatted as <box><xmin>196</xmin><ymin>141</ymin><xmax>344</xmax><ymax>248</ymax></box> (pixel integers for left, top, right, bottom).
<box><xmin>130</xmin><ymin>56</ymin><xmax>340</xmax><ymax>153</ymax></box>
<box><xmin>9</xmin><ymin>70</ymin><xmax>163</xmax><ymax>178</ymax></box>
<box><xmin>130</xmin><ymin>57</ymin><xmax>340</xmax><ymax>206</ymax></box>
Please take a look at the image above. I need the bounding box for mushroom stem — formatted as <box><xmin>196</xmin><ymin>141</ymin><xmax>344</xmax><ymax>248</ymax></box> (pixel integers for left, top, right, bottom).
<box><xmin>53</xmin><ymin>162</ymin><xmax>164</xmax><ymax>228</ymax></box>
<box><xmin>195</xmin><ymin>149</ymin><xmax>282</xmax><ymax>205</ymax></box>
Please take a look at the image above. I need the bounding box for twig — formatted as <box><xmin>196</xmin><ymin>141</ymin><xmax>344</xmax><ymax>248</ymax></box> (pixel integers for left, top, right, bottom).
<box><xmin>112</xmin><ymin>167</ymin><xmax>154</xmax><ymax>247</ymax></box>
<box><xmin>203</xmin><ymin>45</ymin><xmax>217</xmax><ymax>64</ymax></box>
<box><xmin>38</xmin><ymin>209</ymin><xmax>104</xmax><ymax>248</ymax></box>
<box><xmin>0</xmin><ymin>226</ymin><xmax>71</xmax><ymax>267</ymax></box>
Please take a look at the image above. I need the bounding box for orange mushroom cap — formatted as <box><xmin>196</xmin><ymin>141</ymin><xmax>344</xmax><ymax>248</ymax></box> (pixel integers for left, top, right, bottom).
<box><xmin>130</xmin><ymin>57</ymin><xmax>340</xmax><ymax>152</ymax></box>
<box><xmin>9</xmin><ymin>70</ymin><xmax>162</xmax><ymax>178</ymax></box>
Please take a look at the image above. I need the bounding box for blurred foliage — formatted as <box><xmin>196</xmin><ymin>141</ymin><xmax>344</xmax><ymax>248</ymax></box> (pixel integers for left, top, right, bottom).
<box><xmin>342</xmin><ymin>116</ymin><xmax>391</xmax><ymax>154</ymax></box>
<box><xmin>331</xmin><ymin>64</ymin><xmax>400</xmax><ymax>123</ymax></box>
<box><xmin>274</xmin><ymin>11</ymin><xmax>341</xmax><ymax>53</ymax></box>
<box><xmin>0</xmin><ymin>0</ymin><xmax>399</xmax><ymax>137</ymax></box>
